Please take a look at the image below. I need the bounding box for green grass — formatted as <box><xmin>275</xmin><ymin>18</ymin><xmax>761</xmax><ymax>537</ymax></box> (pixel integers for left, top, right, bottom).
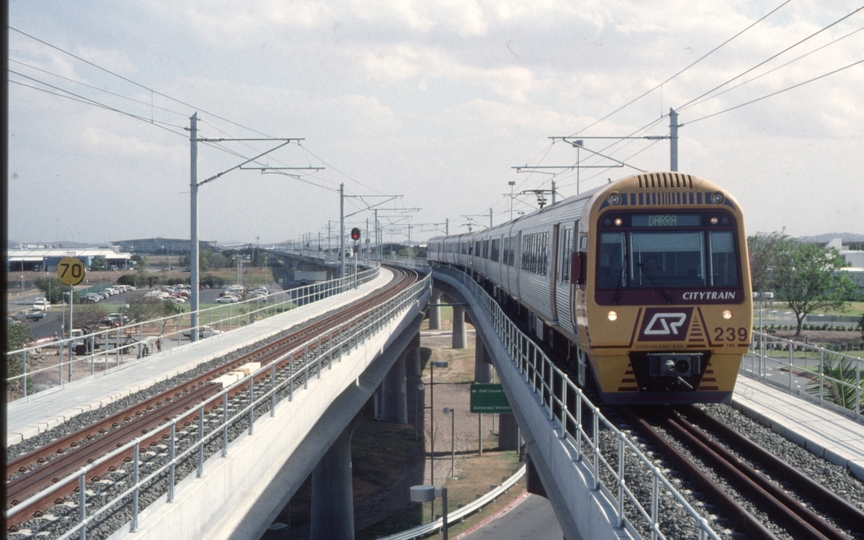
<box><xmin>811</xmin><ymin>301</ymin><xmax>864</xmax><ymax>318</ymax></box>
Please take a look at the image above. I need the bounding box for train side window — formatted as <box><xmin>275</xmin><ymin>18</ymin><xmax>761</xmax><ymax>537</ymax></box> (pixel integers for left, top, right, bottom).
<box><xmin>560</xmin><ymin>227</ymin><xmax>573</xmax><ymax>282</ymax></box>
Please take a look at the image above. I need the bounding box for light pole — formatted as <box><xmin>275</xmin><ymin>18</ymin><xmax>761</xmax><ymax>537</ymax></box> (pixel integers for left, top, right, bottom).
<box><xmin>573</xmin><ymin>139</ymin><xmax>583</xmax><ymax>194</ymax></box>
<box><xmin>443</xmin><ymin>407</ymin><xmax>455</xmax><ymax>478</ymax></box>
<box><xmin>429</xmin><ymin>360</ymin><xmax>448</xmax><ymax>487</ymax></box>
<box><xmin>426</xmin><ymin>359</ymin><xmax>449</xmax><ymax>521</ymax></box>
<box><xmin>416</xmin><ymin>382</ymin><xmax>425</xmax><ymax>441</ymax></box>
<box><xmin>508</xmin><ymin>181</ymin><xmax>515</xmax><ymax>221</ymax></box>
<box><xmin>410</xmin><ymin>485</ymin><xmax>449</xmax><ymax>540</ymax></box>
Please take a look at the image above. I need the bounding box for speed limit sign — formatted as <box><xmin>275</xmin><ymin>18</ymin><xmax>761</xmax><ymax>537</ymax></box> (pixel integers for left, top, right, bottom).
<box><xmin>57</xmin><ymin>257</ymin><xmax>86</xmax><ymax>286</ymax></box>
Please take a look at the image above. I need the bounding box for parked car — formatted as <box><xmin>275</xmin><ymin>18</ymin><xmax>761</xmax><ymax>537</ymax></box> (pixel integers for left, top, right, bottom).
<box><xmin>26</xmin><ymin>310</ymin><xmax>46</xmax><ymax>322</ymax></box>
<box><xmin>32</xmin><ymin>299</ymin><xmax>50</xmax><ymax>311</ymax></box>
<box><xmin>216</xmin><ymin>295</ymin><xmax>239</xmax><ymax>303</ymax></box>
<box><xmin>104</xmin><ymin>313</ymin><xmax>129</xmax><ymax>326</ymax></box>
<box><xmin>181</xmin><ymin>326</ymin><xmax>223</xmax><ymax>339</ymax></box>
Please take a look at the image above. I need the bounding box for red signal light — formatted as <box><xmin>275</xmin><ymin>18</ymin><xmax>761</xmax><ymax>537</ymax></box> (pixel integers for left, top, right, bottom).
<box><xmin>350</xmin><ymin>228</ymin><xmax>361</xmax><ymax>241</ymax></box>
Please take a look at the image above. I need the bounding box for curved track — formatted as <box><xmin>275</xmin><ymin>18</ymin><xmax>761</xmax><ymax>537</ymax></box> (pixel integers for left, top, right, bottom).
<box><xmin>6</xmin><ymin>265</ymin><xmax>420</xmax><ymax>533</ymax></box>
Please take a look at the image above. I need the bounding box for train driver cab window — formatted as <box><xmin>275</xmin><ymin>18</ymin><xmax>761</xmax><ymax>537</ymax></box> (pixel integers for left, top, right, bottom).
<box><xmin>709</xmin><ymin>231</ymin><xmax>739</xmax><ymax>286</ymax></box>
<box><xmin>630</xmin><ymin>231</ymin><xmax>705</xmax><ymax>287</ymax></box>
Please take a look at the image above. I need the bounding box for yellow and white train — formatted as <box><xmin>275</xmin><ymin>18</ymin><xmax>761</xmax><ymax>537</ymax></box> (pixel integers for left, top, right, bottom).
<box><xmin>428</xmin><ymin>172</ymin><xmax>753</xmax><ymax>404</ymax></box>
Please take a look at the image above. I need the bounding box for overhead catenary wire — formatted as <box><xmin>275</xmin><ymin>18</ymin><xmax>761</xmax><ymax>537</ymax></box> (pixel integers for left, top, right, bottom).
<box><xmin>680</xmin><ymin>25</ymin><xmax>864</xmax><ymax>113</ymax></box>
<box><xmin>548</xmin><ymin>6</ymin><xmax>864</xmax><ymax>191</ymax></box>
<box><xmin>7</xmin><ymin>77</ymin><xmax>189</xmax><ymax>137</ymax></box>
<box><xmin>685</xmin><ymin>57</ymin><xmax>864</xmax><ymax>125</ymax></box>
<box><xmin>10</xmin><ymin>24</ymin><xmax>395</xmax><ymax>208</ymax></box>
<box><xmin>568</xmin><ymin>0</ymin><xmax>792</xmax><ymax>137</ymax></box>
<box><xmin>676</xmin><ymin>5</ymin><xmax>864</xmax><ymax>113</ymax></box>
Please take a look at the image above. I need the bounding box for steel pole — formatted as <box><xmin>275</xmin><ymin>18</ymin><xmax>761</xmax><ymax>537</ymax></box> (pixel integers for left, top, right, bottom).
<box><xmin>450</xmin><ymin>409</ymin><xmax>455</xmax><ymax>477</ymax></box>
<box><xmin>190</xmin><ymin>113</ymin><xmax>200</xmax><ymax>342</ymax></box>
<box><xmin>340</xmin><ymin>183</ymin><xmax>345</xmax><ymax>278</ymax></box>
<box><xmin>670</xmin><ymin>108</ymin><xmax>679</xmax><ymax>172</ymax></box>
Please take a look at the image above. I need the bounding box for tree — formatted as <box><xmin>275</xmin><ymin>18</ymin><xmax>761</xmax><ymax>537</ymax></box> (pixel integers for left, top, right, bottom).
<box><xmin>162</xmin><ymin>298</ymin><xmax>184</xmax><ymax>315</ymax></box>
<box><xmin>747</xmin><ymin>232</ymin><xmax>789</xmax><ymax>294</ymax></box>
<box><xmin>75</xmin><ymin>304</ymin><xmax>109</xmax><ymax>330</ymax></box>
<box><xmin>132</xmin><ymin>254</ymin><xmax>148</xmax><ymax>271</ymax></box>
<box><xmin>199</xmin><ymin>248</ymin><xmax>212</xmax><ymax>271</ymax></box>
<box><xmin>90</xmin><ymin>256</ymin><xmax>107</xmax><ymax>271</ymax></box>
<box><xmin>34</xmin><ymin>276</ymin><xmax>78</xmax><ymax>304</ymax></box>
<box><xmin>209</xmin><ymin>252</ymin><xmax>228</xmax><ymax>270</ymax></box>
<box><xmin>771</xmin><ymin>240</ymin><xmax>859</xmax><ymax>337</ymax></box>
<box><xmin>124</xmin><ymin>293</ymin><xmax>166</xmax><ymax>323</ymax></box>
<box><xmin>7</xmin><ymin>321</ymin><xmax>34</xmax><ymax>394</ymax></box>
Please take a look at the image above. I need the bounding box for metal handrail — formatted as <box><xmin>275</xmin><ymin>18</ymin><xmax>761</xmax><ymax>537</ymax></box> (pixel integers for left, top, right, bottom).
<box><xmin>8</xmin><ymin>273</ymin><xmax>430</xmax><ymax>540</ymax></box>
<box><xmin>378</xmin><ymin>465</ymin><xmax>526</xmax><ymax>540</ymax></box>
<box><xmin>742</xmin><ymin>332</ymin><xmax>863</xmax><ymax>422</ymax></box>
<box><xmin>432</xmin><ymin>264</ymin><xmax>721</xmax><ymax>540</ymax></box>
<box><xmin>6</xmin><ymin>266</ymin><xmax>381</xmax><ymax>402</ymax></box>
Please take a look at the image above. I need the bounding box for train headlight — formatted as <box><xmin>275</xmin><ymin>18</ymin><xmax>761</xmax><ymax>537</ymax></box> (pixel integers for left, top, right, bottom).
<box><xmin>608</xmin><ymin>310</ymin><xmax>618</xmax><ymax>321</ymax></box>
<box><xmin>608</xmin><ymin>192</ymin><xmax>622</xmax><ymax>205</ymax></box>
<box><xmin>722</xmin><ymin>310</ymin><xmax>733</xmax><ymax>320</ymax></box>
<box><xmin>710</xmin><ymin>192</ymin><xmax>725</xmax><ymax>204</ymax></box>
<box><xmin>710</xmin><ymin>217</ymin><xmax>719</xmax><ymax>225</ymax></box>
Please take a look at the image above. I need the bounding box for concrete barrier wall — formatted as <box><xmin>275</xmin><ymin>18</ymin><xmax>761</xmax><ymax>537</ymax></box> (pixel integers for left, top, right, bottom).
<box><xmin>433</xmin><ymin>273</ymin><xmax>634</xmax><ymax>540</ymax></box>
<box><xmin>129</xmin><ymin>301</ymin><xmax>427</xmax><ymax>540</ymax></box>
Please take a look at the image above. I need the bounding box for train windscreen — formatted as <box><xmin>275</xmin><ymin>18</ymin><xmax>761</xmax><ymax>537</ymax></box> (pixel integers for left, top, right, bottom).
<box><xmin>597</xmin><ymin>213</ymin><xmax>739</xmax><ymax>289</ymax></box>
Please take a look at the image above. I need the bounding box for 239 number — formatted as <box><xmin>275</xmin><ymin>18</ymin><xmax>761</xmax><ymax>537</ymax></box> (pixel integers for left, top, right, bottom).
<box><xmin>714</xmin><ymin>327</ymin><xmax>748</xmax><ymax>342</ymax></box>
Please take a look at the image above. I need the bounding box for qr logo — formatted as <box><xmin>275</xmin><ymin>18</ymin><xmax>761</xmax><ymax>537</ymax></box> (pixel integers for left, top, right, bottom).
<box><xmin>638</xmin><ymin>308</ymin><xmax>693</xmax><ymax>341</ymax></box>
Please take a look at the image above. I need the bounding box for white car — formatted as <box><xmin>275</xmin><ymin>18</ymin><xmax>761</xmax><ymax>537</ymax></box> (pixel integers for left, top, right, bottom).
<box><xmin>182</xmin><ymin>326</ymin><xmax>223</xmax><ymax>339</ymax></box>
<box><xmin>216</xmin><ymin>295</ymin><xmax>239</xmax><ymax>303</ymax></box>
<box><xmin>32</xmin><ymin>299</ymin><xmax>50</xmax><ymax>311</ymax></box>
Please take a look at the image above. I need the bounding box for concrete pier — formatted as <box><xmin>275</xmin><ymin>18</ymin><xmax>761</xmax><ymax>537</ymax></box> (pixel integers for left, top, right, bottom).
<box><xmin>452</xmin><ymin>305</ymin><xmax>467</xmax><ymax>349</ymax></box>
<box><xmin>310</xmin><ymin>419</ymin><xmax>360</xmax><ymax>539</ymax></box>
<box><xmin>381</xmin><ymin>353</ymin><xmax>408</xmax><ymax>423</ymax></box>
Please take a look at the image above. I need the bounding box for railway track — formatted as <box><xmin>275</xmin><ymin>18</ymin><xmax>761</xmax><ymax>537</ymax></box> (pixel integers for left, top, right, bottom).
<box><xmin>6</xmin><ymin>265</ymin><xmax>422</xmax><ymax>536</ymax></box>
<box><xmin>619</xmin><ymin>405</ymin><xmax>864</xmax><ymax>540</ymax></box>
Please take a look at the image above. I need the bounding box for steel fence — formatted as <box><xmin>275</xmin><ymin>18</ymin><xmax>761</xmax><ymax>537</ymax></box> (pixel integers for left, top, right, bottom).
<box><xmin>6</xmin><ymin>266</ymin><xmax>381</xmax><ymax>402</ymax></box>
<box><xmin>7</xmin><ymin>271</ymin><xmax>430</xmax><ymax>540</ymax></box>
<box><xmin>742</xmin><ymin>332</ymin><xmax>863</xmax><ymax>423</ymax></box>
<box><xmin>432</xmin><ymin>264</ymin><xmax>720</xmax><ymax>540</ymax></box>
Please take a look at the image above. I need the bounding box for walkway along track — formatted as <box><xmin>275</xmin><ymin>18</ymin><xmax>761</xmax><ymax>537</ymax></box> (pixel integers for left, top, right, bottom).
<box><xmin>5</xmin><ymin>265</ymin><xmax>420</xmax><ymax>534</ymax></box>
<box><xmin>619</xmin><ymin>405</ymin><xmax>864</xmax><ymax>540</ymax></box>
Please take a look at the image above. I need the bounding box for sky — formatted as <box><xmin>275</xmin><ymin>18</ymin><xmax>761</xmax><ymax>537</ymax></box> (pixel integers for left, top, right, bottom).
<box><xmin>7</xmin><ymin>1</ymin><xmax>864</xmax><ymax>248</ymax></box>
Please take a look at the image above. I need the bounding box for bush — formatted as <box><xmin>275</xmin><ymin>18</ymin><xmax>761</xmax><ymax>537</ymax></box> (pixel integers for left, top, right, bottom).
<box><xmin>200</xmin><ymin>274</ymin><xmax>227</xmax><ymax>289</ymax></box>
<box><xmin>117</xmin><ymin>274</ymin><xmax>138</xmax><ymax>286</ymax></box>
<box><xmin>859</xmin><ymin>314</ymin><xmax>864</xmax><ymax>341</ymax></box>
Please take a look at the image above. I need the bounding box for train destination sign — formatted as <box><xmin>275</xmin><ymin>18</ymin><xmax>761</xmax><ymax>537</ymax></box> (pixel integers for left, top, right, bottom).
<box><xmin>470</xmin><ymin>383</ymin><xmax>512</xmax><ymax>413</ymax></box>
<box><xmin>631</xmin><ymin>214</ymin><xmax>701</xmax><ymax>227</ymax></box>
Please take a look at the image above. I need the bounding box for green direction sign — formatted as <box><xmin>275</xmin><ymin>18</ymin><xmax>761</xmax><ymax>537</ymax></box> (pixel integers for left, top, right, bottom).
<box><xmin>470</xmin><ymin>383</ymin><xmax>511</xmax><ymax>413</ymax></box>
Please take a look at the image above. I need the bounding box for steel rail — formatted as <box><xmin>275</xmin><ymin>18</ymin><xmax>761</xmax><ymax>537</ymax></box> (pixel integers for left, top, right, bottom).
<box><xmin>624</xmin><ymin>405</ymin><xmax>857</xmax><ymax>540</ymax></box>
<box><xmin>6</xmin><ymin>266</ymin><xmax>418</xmax><ymax>532</ymax></box>
<box><xmin>620</xmin><ymin>407</ymin><xmax>780</xmax><ymax>540</ymax></box>
<box><xmin>679</xmin><ymin>405</ymin><xmax>864</xmax><ymax>529</ymax></box>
